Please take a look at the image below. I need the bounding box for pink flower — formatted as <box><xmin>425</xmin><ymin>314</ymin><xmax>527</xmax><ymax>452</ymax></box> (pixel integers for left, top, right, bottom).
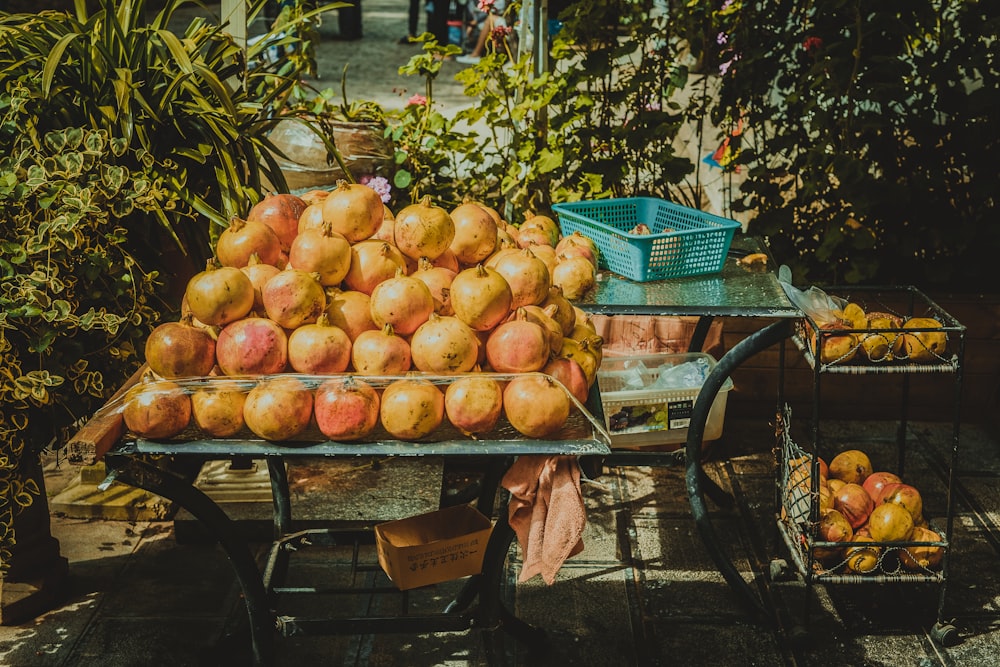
<box><xmin>803</xmin><ymin>36</ymin><xmax>823</xmax><ymax>54</ymax></box>
<box><xmin>360</xmin><ymin>175</ymin><xmax>392</xmax><ymax>203</ymax></box>
<box><xmin>477</xmin><ymin>0</ymin><xmax>495</xmax><ymax>11</ymax></box>
<box><xmin>407</xmin><ymin>93</ymin><xmax>427</xmax><ymax>107</ymax></box>
<box><xmin>490</xmin><ymin>25</ymin><xmax>513</xmax><ymax>47</ymax></box>
<box><xmin>716</xmin><ymin>32</ymin><xmax>728</xmax><ymax>45</ymax></box>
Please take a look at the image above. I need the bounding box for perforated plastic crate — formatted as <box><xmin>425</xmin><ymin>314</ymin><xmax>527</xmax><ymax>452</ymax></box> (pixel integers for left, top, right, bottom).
<box><xmin>552</xmin><ymin>197</ymin><xmax>741</xmax><ymax>282</ymax></box>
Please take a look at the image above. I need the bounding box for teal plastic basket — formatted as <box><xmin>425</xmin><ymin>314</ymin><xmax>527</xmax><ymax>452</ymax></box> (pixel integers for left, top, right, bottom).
<box><xmin>552</xmin><ymin>198</ymin><xmax>742</xmax><ymax>282</ymax></box>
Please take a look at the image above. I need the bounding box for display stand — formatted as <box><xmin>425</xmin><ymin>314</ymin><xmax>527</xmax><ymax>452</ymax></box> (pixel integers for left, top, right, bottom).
<box><xmin>772</xmin><ymin>285</ymin><xmax>965</xmax><ymax>646</ymax></box>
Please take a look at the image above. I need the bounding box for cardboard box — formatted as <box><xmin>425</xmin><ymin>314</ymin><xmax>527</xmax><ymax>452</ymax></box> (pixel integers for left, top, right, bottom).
<box><xmin>375</xmin><ymin>504</ymin><xmax>493</xmax><ymax>591</ymax></box>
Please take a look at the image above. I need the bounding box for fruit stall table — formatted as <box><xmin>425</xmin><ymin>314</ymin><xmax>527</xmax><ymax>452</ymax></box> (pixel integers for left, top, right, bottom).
<box><xmin>65</xmin><ymin>233</ymin><xmax>802</xmax><ymax>664</ymax></box>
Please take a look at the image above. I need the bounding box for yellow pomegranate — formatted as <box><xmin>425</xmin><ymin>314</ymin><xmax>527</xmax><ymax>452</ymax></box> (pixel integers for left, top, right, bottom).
<box><xmin>867</xmin><ymin>502</ymin><xmax>915</xmax><ymax>542</ymax></box>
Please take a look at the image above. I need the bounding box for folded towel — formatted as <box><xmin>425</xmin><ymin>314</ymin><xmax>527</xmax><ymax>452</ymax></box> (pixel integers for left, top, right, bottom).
<box><xmin>501</xmin><ymin>455</ymin><xmax>586</xmax><ymax>585</ymax></box>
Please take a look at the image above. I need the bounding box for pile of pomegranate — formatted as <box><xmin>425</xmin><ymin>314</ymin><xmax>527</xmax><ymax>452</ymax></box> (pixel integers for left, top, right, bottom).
<box><xmin>784</xmin><ymin>448</ymin><xmax>944</xmax><ymax>575</ymax></box>
<box><xmin>124</xmin><ymin>182</ymin><xmax>608</xmax><ymax>444</ymax></box>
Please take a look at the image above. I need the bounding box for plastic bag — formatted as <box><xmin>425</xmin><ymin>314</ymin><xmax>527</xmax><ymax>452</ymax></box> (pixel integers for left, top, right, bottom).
<box><xmin>778</xmin><ymin>266</ymin><xmax>846</xmax><ymax>325</ymax></box>
<box><xmin>651</xmin><ymin>357</ymin><xmax>710</xmax><ymax>390</ymax></box>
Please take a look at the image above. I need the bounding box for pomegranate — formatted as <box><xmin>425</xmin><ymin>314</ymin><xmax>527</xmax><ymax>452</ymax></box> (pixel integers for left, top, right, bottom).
<box><xmin>503</xmin><ymin>374</ymin><xmax>571</xmax><ymax>438</ymax></box>
<box><xmin>543</xmin><ymin>356</ymin><xmax>590</xmax><ymax>405</ymax></box>
<box><xmin>867</xmin><ymin>502</ymin><xmax>915</xmax><ymax>542</ymax></box>
<box><xmin>516</xmin><ymin>227</ymin><xmax>554</xmax><ymax>249</ymax></box>
<box><xmin>484</xmin><ymin>244</ymin><xmax>519</xmax><ymax>270</ymax></box>
<box><xmin>519</xmin><ymin>213</ymin><xmax>561</xmax><ymax>247</ymax></box>
<box><xmin>899</xmin><ymin>526</ymin><xmax>944</xmax><ymax>572</ymax></box>
<box><xmin>445</xmin><ymin>375</ymin><xmax>503</xmax><ymax>437</ymax></box>
<box><xmin>123</xmin><ymin>377</ymin><xmax>191</xmax><ymax>439</ymax></box>
<box><xmin>343</xmin><ymin>240</ymin><xmax>408</xmax><ymax>295</ymax></box>
<box><xmin>491</xmin><ymin>248</ymin><xmax>551</xmax><ymax>309</ymax></box>
<box><xmin>879</xmin><ymin>483</ymin><xmax>924</xmax><ymax>524</ymax></box>
<box><xmin>243</xmin><ymin>376</ymin><xmax>314</xmax><ymax>441</ymax></box>
<box><xmin>215</xmin><ymin>316</ymin><xmax>288</xmax><ymax>376</ymax></box>
<box><xmin>144</xmin><ymin>314</ymin><xmax>217</xmax><ymax>379</ymax></box>
<box><xmin>262</xmin><ymin>269</ymin><xmax>327</xmax><ymax>329</ymax></box>
<box><xmin>351</xmin><ymin>324</ymin><xmax>412</xmax><ymax>375</ymax></box>
<box><xmin>844</xmin><ymin>536</ymin><xmax>881</xmax><ymax>574</ymax></box>
<box><xmin>288</xmin><ymin>222</ymin><xmax>352</xmax><ymax>287</ymax></box>
<box><xmin>833</xmin><ymin>483</ymin><xmax>875</xmax><ymax>529</ymax></box>
<box><xmin>184</xmin><ymin>260</ymin><xmax>255</xmax><ymax>327</ymax></box>
<box><xmin>862</xmin><ymin>471</ymin><xmax>902</xmax><ymax>502</ymax></box>
<box><xmin>431</xmin><ymin>248</ymin><xmax>461</xmax><ymax>273</ymax></box>
<box><xmin>314</xmin><ymin>377</ymin><xmax>380</xmax><ymax>441</ymax></box>
<box><xmin>325</xmin><ymin>288</ymin><xmax>377</xmax><ymax>341</ymax></box>
<box><xmin>818</xmin><ymin>482</ymin><xmax>834</xmax><ymax>511</ymax></box>
<box><xmin>486</xmin><ymin>311</ymin><xmax>550</xmax><ymax>373</ymax></box>
<box><xmin>369</xmin><ymin>271</ymin><xmax>435</xmax><ymax>336</ymax></box>
<box><xmin>449</xmin><ymin>264</ymin><xmax>513</xmax><ymax>332</ymax></box>
<box><xmin>555</xmin><ymin>230</ymin><xmax>600</xmax><ymax>260</ymax></box>
<box><xmin>216</xmin><ymin>216</ymin><xmax>282</xmax><ymax>269</ymax></box>
<box><xmin>299</xmin><ymin>189</ymin><xmax>331</xmax><ymax>206</ymax></box>
<box><xmin>464</xmin><ymin>198</ymin><xmax>503</xmax><ymax>226</ymax></box>
<box><xmin>411</xmin><ymin>257</ymin><xmax>456</xmax><ymax>316</ymax></box>
<box><xmin>813</xmin><ymin>507</ymin><xmax>853</xmax><ymax>563</ymax></box>
<box><xmin>448</xmin><ymin>201</ymin><xmax>498</xmax><ymax>265</ymax></box>
<box><xmin>191</xmin><ymin>381</ymin><xmax>247</xmax><ymax>437</ymax></box>
<box><xmin>393</xmin><ymin>195</ymin><xmax>456</xmax><ymax>260</ymax></box>
<box><xmin>247</xmin><ymin>192</ymin><xmax>307</xmax><ymax>252</ymax></box>
<box><xmin>828</xmin><ymin>478</ymin><xmax>846</xmax><ymax>494</ymax></box>
<box><xmin>380</xmin><ymin>378</ymin><xmax>445</xmax><ymax>440</ymax></box>
<box><xmin>409</xmin><ymin>314</ymin><xmax>480</xmax><ymax>373</ymax></box>
<box><xmin>372</xmin><ymin>208</ymin><xmax>396</xmax><ymax>243</ymax></box>
<box><xmin>552</xmin><ymin>256</ymin><xmax>596</xmax><ymax>300</ymax></box>
<box><xmin>557</xmin><ymin>245</ymin><xmax>599</xmax><ymax>270</ymax></box>
<box><xmin>541</xmin><ymin>286</ymin><xmax>576</xmax><ymax>336</ymax></box>
<box><xmin>560</xmin><ymin>335</ymin><xmax>603</xmax><ymax>387</ymax></box>
<box><xmin>287</xmin><ymin>314</ymin><xmax>352</xmax><ymax>374</ymax></box>
<box><xmin>828</xmin><ymin>449</ymin><xmax>873</xmax><ymax>485</ymax></box>
<box><xmin>297</xmin><ymin>202</ymin><xmax>326</xmax><ymax>235</ymax></box>
<box><xmin>322</xmin><ymin>179</ymin><xmax>384</xmax><ymax>243</ymax></box>
<box><xmin>241</xmin><ymin>253</ymin><xmax>282</xmax><ymax>312</ymax></box>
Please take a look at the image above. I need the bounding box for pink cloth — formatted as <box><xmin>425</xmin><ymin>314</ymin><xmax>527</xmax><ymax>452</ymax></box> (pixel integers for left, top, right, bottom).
<box><xmin>501</xmin><ymin>455</ymin><xmax>586</xmax><ymax>585</ymax></box>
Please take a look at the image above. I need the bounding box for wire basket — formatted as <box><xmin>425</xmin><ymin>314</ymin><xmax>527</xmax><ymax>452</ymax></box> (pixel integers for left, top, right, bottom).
<box><xmin>552</xmin><ymin>197</ymin><xmax>741</xmax><ymax>282</ymax></box>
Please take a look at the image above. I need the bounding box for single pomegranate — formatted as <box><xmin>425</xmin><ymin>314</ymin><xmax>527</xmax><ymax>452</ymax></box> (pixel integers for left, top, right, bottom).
<box><xmin>325</xmin><ymin>288</ymin><xmax>377</xmax><ymax>341</ymax></box>
<box><xmin>844</xmin><ymin>536</ymin><xmax>881</xmax><ymax>574</ymax></box>
<box><xmin>557</xmin><ymin>245</ymin><xmax>599</xmax><ymax>270</ymax></box>
<box><xmin>380</xmin><ymin>378</ymin><xmax>445</xmax><ymax>440</ymax></box>
<box><xmin>184</xmin><ymin>260</ymin><xmax>255</xmax><ymax>327</ymax></box>
<box><xmin>879</xmin><ymin>483</ymin><xmax>924</xmax><ymax>524</ymax></box>
<box><xmin>215</xmin><ymin>316</ymin><xmax>288</xmax><ymax>376</ymax></box>
<box><xmin>833</xmin><ymin>483</ymin><xmax>875</xmax><ymax>529</ymax></box>
<box><xmin>216</xmin><ymin>216</ymin><xmax>282</xmax><ymax>269</ymax></box>
<box><xmin>351</xmin><ymin>324</ymin><xmax>412</xmax><ymax>375</ymax></box>
<box><xmin>448</xmin><ymin>201</ymin><xmax>497</xmax><ymax>265</ymax></box>
<box><xmin>241</xmin><ymin>253</ymin><xmax>282</xmax><ymax>312</ymax></box>
<box><xmin>191</xmin><ymin>381</ymin><xmax>247</xmax><ymax>437</ymax></box>
<box><xmin>287</xmin><ymin>314</ymin><xmax>352</xmax><ymax>374</ymax></box>
<box><xmin>486</xmin><ymin>311</ymin><xmax>550</xmax><ymax>373</ymax></box>
<box><xmin>541</xmin><ymin>286</ymin><xmax>577</xmax><ymax>336</ymax></box>
<box><xmin>343</xmin><ymin>240</ymin><xmax>408</xmax><ymax>295</ymax></box>
<box><xmin>519</xmin><ymin>213</ymin><xmax>561</xmax><ymax>247</ymax></box>
<box><xmin>393</xmin><ymin>195</ymin><xmax>456</xmax><ymax>260</ymax></box>
<box><xmin>503</xmin><ymin>374</ymin><xmax>571</xmax><ymax>438</ymax></box>
<box><xmin>411</xmin><ymin>257</ymin><xmax>456</xmax><ymax>316</ymax></box>
<box><xmin>813</xmin><ymin>507</ymin><xmax>853</xmax><ymax>564</ymax></box>
<box><xmin>297</xmin><ymin>202</ymin><xmax>326</xmax><ymax>235</ymax></box>
<box><xmin>409</xmin><ymin>314</ymin><xmax>480</xmax><ymax>373</ymax></box>
<box><xmin>243</xmin><ymin>376</ymin><xmax>313</xmax><ymax>442</ymax></box>
<box><xmin>521</xmin><ymin>304</ymin><xmax>564</xmax><ymax>356</ymax></box>
<box><xmin>828</xmin><ymin>449</ymin><xmax>873</xmax><ymax>485</ymax></box>
<box><xmin>123</xmin><ymin>376</ymin><xmax>191</xmax><ymax>439</ymax></box>
<box><xmin>492</xmin><ymin>248</ymin><xmax>551</xmax><ymax>309</ymax></box>
<box><xmin>247</xmin><ymin>192</ymin><xmax>308</xmax><ymax>252</ymax></box>
<box><xmin>449</xmin><ymin>264</ymin><xmax>513</xmax><ymax>332</ymax></box>
<box><xmin>321</xmin><ymin>179</ymin><xmax>383</xmax><ymax>243</ymax></box>
<box><xmin>288</xmin><ymin>222</ymin><xmax>352</xmax><ymax>287</ymax></box>
<box><xmin>314</xmin><ymin>376</ymin><xmax>380</xmax><ymax>441</ymax></box>
<box><xmin>555</xmin><ymin>231</ymin><xmax>600</xmax><ymax>261</ymax></box>
<box><xmin>369</xmin><ymin>270</ymin><xmax>435</xmax><ymax>336</ymax></box>
<box><xmin>262</xmin><ymin>269</ymin><xmax>327</xmax><ymax>329</ymax></box>
<box><xmin>867</xmin><ymin>502</ymin><xmax>915</xmax><ymax>542</ymax></box>
<box><xmin>543</xmin><ymin>356</ymin><xmax>590</xmax><ymax>404</ymax></box>
<box><xmin>862</xmin><ymin>471</ymin><xmax>902</xmax><ymax>502</ymax></box>
<box><xmin>552</xmin><ymin>256</ymin><xmax>596</xmax><ymax>300</ymax></box>
<box><xmin>899</xmin><ymin>526</ymin><xmax>944</xmax><ymax>572</ymax></box>
<box><xmin>145</xmin><ymin>314</ymin><xmax>217</xmax><ymax>379</ymax></box>
<box><xmin>445</xmin><ymin>375</ymin><xmax>503</xmax><ymax>437</ymax></box>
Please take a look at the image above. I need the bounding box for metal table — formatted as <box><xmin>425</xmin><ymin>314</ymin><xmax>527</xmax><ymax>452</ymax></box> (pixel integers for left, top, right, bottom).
<box><xmin>577</xmin><ymin>233</ymin><xmax>801</xmax><ymax>622</ymax></box>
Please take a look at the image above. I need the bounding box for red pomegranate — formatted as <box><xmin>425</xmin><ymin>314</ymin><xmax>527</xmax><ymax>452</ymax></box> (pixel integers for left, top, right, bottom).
<box><xmin>314</xmin><ymin>377</ymin><xmax>380</xmax><ymax>441</ymax></box>
<box><xmin>350</xmin><ymin>324</ymin><xmax>412</xmax><ymax>375</ymax></box>
<box><xmin>122</xmin><ymin>377</ymin><xmax>191</xmax><ymax>440</ymax></box>
<box><xmin>502</xmin><ymin>374</ymin><xmax>570</xmax><ymax>438</ymax></box>
<box><xmin>286</xmin><ymin>314</ymin><xmax>352</xmax><ymax>374</ymax></box>
<box><xmin>862</xmin><ymin>471</ymin><xmax>902</xmax><ymax>502</ymax></box>
<box><xmin>485</xmin><ymin>311</ymin><xmax>550</xmax><ymax>373</ymax></box>
<box><xmin>144</xmin><ymin>315</ymin><xmax>217</xmax><ymax>379</ymax></box>
<box><xmin>444</xmin><ymin>375</ymin><xmax>503</xmax><ymax>437</ymax></box>
<box><xmin>215</xmin><ymin>316</ymin><xmax>288</xmax><ymax>376</ymax></box>
<box><xmin>261</xmin><ymin>269</ymin><xmax>327</xmax><ymax>329</ymax></box>
<box><xmin>833</xmin><ymin>483</ymin><xmax>875</xmax><ymax>529</ymax></box>
<box><xmin>216</xmin><ymin>216</ymin><xmax>282</xmax><ymax>268</ymax></box>
<box><xmin>543</xmin><ymin>356</ymin><xmax>590</xmax><ymax>404</ymax></box>
<box><xmin>247</xmin><ymin>192</ymin><xmax>308</xmax><ymax>252</ymax></box>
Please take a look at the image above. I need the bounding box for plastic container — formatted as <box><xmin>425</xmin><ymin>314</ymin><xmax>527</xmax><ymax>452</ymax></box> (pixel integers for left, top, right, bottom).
<box><xmin>552</xmin><ymin>197</ymin><xmax>741</xmax><ymax>282</ymax></box>
<box><xmin>596</xmin><ymin>352</ymin><xmax>733</xmax><ymax>449</ymax></box>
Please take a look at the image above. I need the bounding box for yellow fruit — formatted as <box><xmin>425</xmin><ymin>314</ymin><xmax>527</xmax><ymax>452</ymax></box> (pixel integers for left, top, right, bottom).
<box><xmin>845</xmin><ymin>536</ymin><xmax>881</xmax><ymax>574</ymax></box>
<box><xmin>899</xmin><ymin>526</ymin><xmax>944</xmax><ymax>572</ymax></box>
<box><xmin>895</xmin><ymin>317</ymin><xmax>947</xmax><ymax>362</ymax></box>
<box><xmin>828</xmin><ymin>449</ymin><xmax>873</xmax><ymax>485</ymax></box>
<box><xmin>868</xmin><ymin>502</ymin><xmax>915</xmax><ymax>542</ymax></box>
<box><xmin>842</xmin><ymin>302</ymin><xmax>867</xmax><ymax>329</ymax></box>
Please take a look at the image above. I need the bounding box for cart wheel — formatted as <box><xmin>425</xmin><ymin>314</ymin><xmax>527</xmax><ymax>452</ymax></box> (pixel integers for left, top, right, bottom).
<box><xmin>769</xmin><ymin>558</ymin><xmax>791</xmax><ymax>582</ymax></box>
<box><xmin>930</xmin><ymin>621</ymin><xmax>960</xmax><ymax>647</ymax></box>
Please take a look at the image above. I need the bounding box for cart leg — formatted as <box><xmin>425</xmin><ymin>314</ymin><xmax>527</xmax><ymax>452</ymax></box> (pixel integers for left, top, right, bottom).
<box><xmin>107</xmin><ymin>455</ymin><xmax>275</xmax><ymax>666</ymax></box>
